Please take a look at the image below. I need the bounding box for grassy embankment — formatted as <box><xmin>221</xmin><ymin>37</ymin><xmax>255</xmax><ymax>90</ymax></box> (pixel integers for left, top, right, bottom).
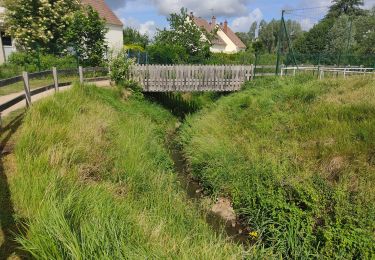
<box><xmin>3</xmin><ymin>84</ymin><xmax>244</xmax><ymax>258</ymax></box>
<box><xmin>180</xmin><ymin>76</ymin><xmax>375</xmax><ymax>258</ymax></box>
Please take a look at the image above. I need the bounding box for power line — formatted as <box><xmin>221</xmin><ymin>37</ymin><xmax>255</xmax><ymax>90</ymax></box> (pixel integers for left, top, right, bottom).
<box><xmin>284</xmin><ymin>5</ymin><xmax>330</xmax><ymax>13</ymax></box>
<box><xmin>285</xmin><ymin>13</ymin><xmax>326</xmax><ymax>21</ymax></box>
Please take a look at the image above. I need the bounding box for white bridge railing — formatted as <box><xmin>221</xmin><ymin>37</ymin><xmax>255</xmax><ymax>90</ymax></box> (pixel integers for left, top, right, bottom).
<box><xmin>281</xmin><ymin>66</ymin><xmax>375</xmax><ymax>79</ymax></box>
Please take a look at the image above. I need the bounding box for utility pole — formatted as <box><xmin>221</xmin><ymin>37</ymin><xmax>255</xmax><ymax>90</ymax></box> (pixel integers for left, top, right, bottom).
<box><xmin>275</xmin><ymin>10</ymin><xmax>285</xmax><ymax>75</ymax></box>
<box><xmin>345</xmin><ymin>18</ymin><xmax>353</xmax><ymax>66</ymax></box>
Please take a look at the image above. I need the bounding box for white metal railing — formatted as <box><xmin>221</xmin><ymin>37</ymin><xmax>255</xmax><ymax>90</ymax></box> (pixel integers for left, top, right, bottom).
<box><xmin>281</xmin><ymin>66</ymin><xmax>375</xmax><ymax>79</ymax></box>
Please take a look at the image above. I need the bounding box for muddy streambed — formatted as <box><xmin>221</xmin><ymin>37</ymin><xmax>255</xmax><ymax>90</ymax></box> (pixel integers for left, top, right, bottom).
<box><xmin>167</xmin><ymin>127</ymin><xmax>252</xmax><ymax>246</ymax></box>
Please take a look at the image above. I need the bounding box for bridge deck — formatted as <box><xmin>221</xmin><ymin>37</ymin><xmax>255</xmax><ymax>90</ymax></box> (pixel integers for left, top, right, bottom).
<box><xmin>130</xmin><ymin>65</ymin><xmax>254</xmax><ymax>92</ymax></box>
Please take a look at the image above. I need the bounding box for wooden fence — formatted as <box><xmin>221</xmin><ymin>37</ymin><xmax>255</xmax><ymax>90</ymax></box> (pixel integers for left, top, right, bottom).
<box><xmin>0</xmin><ymin>66</ymin><xmax>108</xmax><ymax>120</ymax></box>
<box><xmin>129</xmin><ymin>64</ymin><xmax>255</xmax><ymax>92</ymax></box>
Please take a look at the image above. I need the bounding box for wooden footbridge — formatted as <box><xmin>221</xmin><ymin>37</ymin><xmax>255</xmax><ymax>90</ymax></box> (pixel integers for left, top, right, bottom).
<box><xmin>129</xmin><ymin>65</ymin><xmax>255</xmax><ymax>92</ymax></box>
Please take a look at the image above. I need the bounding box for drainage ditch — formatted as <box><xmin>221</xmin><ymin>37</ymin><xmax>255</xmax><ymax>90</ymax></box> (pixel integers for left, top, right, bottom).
<box><xmin>146</xmin><ymin>92</ymin><xmax>252</xmax><ymax>246</ymax></box>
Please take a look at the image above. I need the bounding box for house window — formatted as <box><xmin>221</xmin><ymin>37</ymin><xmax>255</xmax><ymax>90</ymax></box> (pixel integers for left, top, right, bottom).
<box><xmin>1</xmin><ymin>31</ymin><xmax>12</xmax><ymax>46</ymax></box>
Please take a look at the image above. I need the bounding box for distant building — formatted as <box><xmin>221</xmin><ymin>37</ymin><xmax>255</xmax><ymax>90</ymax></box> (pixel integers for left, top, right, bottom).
<box><xmin>188</xmin><ymin>13</ymin><xmax>246</xmax><ymax>54</ymax></box>
<box><xmin>0</xmin><ymin>7</ymin><xmax>16</xmax><ymax>64</ymax></box>
<box><xmin>0</xmin><ymin>0</ymin><xmax>123</xmax><ymax>64</ymax></box>
<box><xmin>81</xmin><ymin>0</ymin><xmax>124</xmax><ymax>52</ymax></box>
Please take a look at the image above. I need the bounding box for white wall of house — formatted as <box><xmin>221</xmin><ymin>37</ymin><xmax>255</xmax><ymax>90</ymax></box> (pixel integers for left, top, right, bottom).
<box><xmin>106</xmin><ymin>24</ymin><xmax>123</xmax><ymax>52</ymax></box>
<box><xmin>0</xmin><ymin>6</ymin><xmax>17</xmax><ymax>64</ymax></box>
<box><xmin>0</xmin><ymin>38</ymin><xmax>5</xmax><ymax>64</ymax></box>
<box><xmin>0</xmin><ymin>6</ymin><xmax>5</xmax><ymax>64</ymax></box>
<box><xmin>216</xmin><ymin>30</ymin><xmax>243</xmax><ymax>54</ymax></box>
<box><xmin>210</xmin><ymin>44</ymin><xmax>226</xmax><ymax>53</ymax></box>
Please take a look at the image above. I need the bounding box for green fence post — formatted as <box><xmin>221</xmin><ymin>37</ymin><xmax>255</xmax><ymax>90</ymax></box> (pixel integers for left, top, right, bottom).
<box><xmin>276</xmin><ymin>10</ymin><xmax>285</xmax><ymax>75</ymax></box>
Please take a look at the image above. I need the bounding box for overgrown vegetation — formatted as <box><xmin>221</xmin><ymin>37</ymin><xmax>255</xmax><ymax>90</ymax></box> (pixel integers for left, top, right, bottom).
<box><xmin>6</xmin><ymin>84</ymin><xmax>243</xmax><ymax>258</ymax></box>
<box><xmin>108</xmin><ymin>50</ymin><xmax>134</xmax><ymax>85</ymax></box>
<box><xmin>3</xmin><ymin>0</ymin><xmax>107</xmax><ymax>66</ymax></box>
<box><xmin>180</xmin><ymin>76</ymin><xmax>375</xmax><ymax>258</ymax></box>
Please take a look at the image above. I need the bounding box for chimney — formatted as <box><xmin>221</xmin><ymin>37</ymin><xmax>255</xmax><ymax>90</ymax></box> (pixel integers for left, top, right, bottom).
<box><xmin>223</xmin><ymin>20</ymin><xmax>228</xmax><ymax>33</ymax></box>
<box><xmin>211</xmin><ymin>16</ymin><xmax>216</xmax><ymax>26</ymax></box>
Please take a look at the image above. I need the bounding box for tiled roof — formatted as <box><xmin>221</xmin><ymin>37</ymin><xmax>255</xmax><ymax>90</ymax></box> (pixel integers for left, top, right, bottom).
<box><xmin>219</xmin><ymin>24</ymin><xmax>246</xmax><ymax>49</ymax></box>
<box><xmin>192</xmin><ymin>17</ymin><xmax>226</xmax><ymax>46</ymax></box>
<box><xmin>81</xmin><ymin>0</ymin><xmax>123</xmax><ymax>26</ymax></box>
<box><xmin>191</xmin><ymin>16</ymin><xmax>246</xmax><ymax>49</ymax></box>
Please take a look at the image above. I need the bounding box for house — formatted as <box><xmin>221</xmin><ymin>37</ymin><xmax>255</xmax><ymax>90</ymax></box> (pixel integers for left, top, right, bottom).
<box><xmin>189</xmin><ymin>13</ymin><xmax>246</xmax><ymax>54</ymax></box>
<box><xmin>0</xmin><ymin>0</ymin><xmax>123</xmax><ymax>64</ymax></box>
<box><xmin>0</xmin><ymin>6</ymin><xmax>16</xmax><ymax>64</ymax></box>
<box><xmin>81</xmin><ymin>0</ymin><xmax>124</xmax><ymax>52</ymax></box>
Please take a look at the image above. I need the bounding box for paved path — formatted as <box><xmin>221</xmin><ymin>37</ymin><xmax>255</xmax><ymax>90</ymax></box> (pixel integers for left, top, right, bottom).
<box><xmin>0</xmin><ymin>80</ymin><xmax>110</xmax><ymax>117</ymax></box>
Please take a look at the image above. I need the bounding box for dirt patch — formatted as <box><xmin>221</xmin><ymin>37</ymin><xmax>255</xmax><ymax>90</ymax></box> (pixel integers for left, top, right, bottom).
<box><xmin>325</xmin><ymin>156</ymin><xmax>346</xmax><ymax>182</ymax></box>
<box><xmin>78</xmin><ymin>164</ymin><xmax>102</xmax><ymax>183</ymax></box>
<box><xmin>211</xmin><ymin>197</ymin><xmax>237</xmax><ymax>226</ymax></box>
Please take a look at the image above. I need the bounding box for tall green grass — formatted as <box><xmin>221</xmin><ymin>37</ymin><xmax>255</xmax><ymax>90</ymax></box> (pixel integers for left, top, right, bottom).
<box><xmin>180</xmin><ymin>76</ymin><xmax>375</xmax><ymax>258</ymax></box>
<box><xmin>9</xmin><ymin>84</ymin><xmax>243</xmax><ymax>258</ymax></box>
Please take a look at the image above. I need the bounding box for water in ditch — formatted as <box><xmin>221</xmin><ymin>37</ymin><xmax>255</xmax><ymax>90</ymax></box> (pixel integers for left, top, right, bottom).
<box><xmin>167</xmin><ymin>129</ymin><xmax>252</xmax><ymax>246</ymax></box>
<box><xmin>146</xmin><ymin>92</ymin><xmax>253</xmax><ymax>245</ymax></box>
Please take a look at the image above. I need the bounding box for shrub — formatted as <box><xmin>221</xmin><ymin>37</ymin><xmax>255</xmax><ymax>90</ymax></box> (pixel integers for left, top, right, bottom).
<box><xmin>124</xmin><ymin>44</ymin><xmax>145</xmax><ymax>52</ymax></box>
<box><xmin>108</xmin><ymin>50</ymin><xmax>135</xmax><ymax>85</ymax></box>
<box><xmin>117</xmin><ymin>80</ymin><xmax>144</xmax><ymax>100</ymax></box>
<box><xmin>7</xmin><ymin>52</ymin><xmax>77</xmax><ymax>72</ymax></box>
<box><xmin>0</xmin><ymin>63</ymin><xmax>22</xmax><ymax>79</ymax></box>
<box><xmin>147</xmin><ymin>44</ymin><xmax>188</xmax><ymax>64</ymax></box>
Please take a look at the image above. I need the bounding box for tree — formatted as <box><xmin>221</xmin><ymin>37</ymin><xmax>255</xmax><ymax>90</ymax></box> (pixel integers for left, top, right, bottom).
<box><xmin>252</xmin><ymin>40</ymin><xmax>264</xmax><ymax>54</ymax></box>
<box><xmin>327</xmin><ymin>0</ymin><xmax>365</xmax><ymax>18</ymax></box>
<box><xmin>248</xmin><ymin>21</ymin><xmax>258</xmax><ymax>41</ymax></box>
<box><xmin>234</xmin><ymin>21</ymin><xmax>257</xmax><ymax>49</ymax></box>
<box><xmin>66</xmin><ymin>6</ymin><xmax>108</xmax><ymax>66</ymax></box>
<box><xmin>353</xmin><ymin>13</ymin><xmax>375</xmax><ymax>54</ymax></box>
<box><xmin>154</xmin><ymin>8</ymin><xmax>215</xmax><ymax>63</ymax></box>
<box><xmin>4</xmin><ymin>0</ymin><xmax>79</xmax><ymax>54</ymax></box>
<box><xmin>326</xmin><ymin>15</ymin><xmax>356</xmax><ymax>54</ymax></box>
<box><xmin>235</xmin><ymin>32</ymin><xmax>251</xmax><ymax>48</ymax></box>
<box><xmin>123</xmin><ymin>27</ymin><xmax>149</xmax><ymax>49</ymax></box>
<box><xmin>258</xmin><ymin>19</ymin><xmax>279</xmax><ymax>53</ymax></box>
<box><xmin>147</xmin><ymin>43</ymin><xmax>188</xmax><ymax>64</ymax></box>
<box><xmin>294</xmin><ymin>18</ymin><xmax>335</xmax><ymax>53</ymax></box>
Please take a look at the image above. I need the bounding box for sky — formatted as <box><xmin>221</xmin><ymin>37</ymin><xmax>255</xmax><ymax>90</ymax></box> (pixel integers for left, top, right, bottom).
<box><xmin>107</xmin><ymin>0</ymin><xmax>375</xmax><ymax>37</ymax></box>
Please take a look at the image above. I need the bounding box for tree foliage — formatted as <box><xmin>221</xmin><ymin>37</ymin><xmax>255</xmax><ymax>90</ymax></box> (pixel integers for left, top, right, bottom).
<box><xmin>147</xmin><ymin>43</ymin><xmax>188</xmax><ymax>64</ymax></box>
<box><xmin>235</xmin><ymin>32</ymin><xmax>251</xmax><ymax>48</ymax></box>
<box><xmin>294</xmin><ymin>2</ymin><xmax>375</xmax><ymax>57</ymax></box>
<box><xmin>154</xmin><ymin>8</ymin><xmax>215</xmax><ymax>63</ymax></box>
<box><xmin>327</xmin><ymin>0</ymin><xmax>365</xmax><ymax>18</ymax></box>
<box><xmin>4</xmin><ymin>0</ymin><xmax>79</xmax><ymax>53</ymax></box>
<box><xmin>258</xmin><ymin>19</ymin><xmax>302</xmax><ymax>54</ymax></box>
<box><xmin>294</xmin><ymin>19</ymin><xmax>335</xmax><ymax>54</ymax></box>
<box><xmin>66</xmin><ymin>6</ymin><xmax>108</xmax><ymax>66</ymax></box>
<box><xmin>353</xmin><ymin>11</ymin><xmax>375</xmax><ymax>54</ymax></box>
<box><xmin>326</xmin><ymin>15</ymin><xmax>356</xmax><ymax>54</ymax></box>
<box><xmin>109</xmin><ymin>49</ymin><xmax>135</xmax><ymax>85</ymax></box>
<box><xmin>123</xmin><ymin>27</ymin><xmax>149</xmax><ymax>49</ymax></box>
<box><xmin>235</xmin><ymin>21</ymin><xmax>258</xmax><ymax>49</ymax></box>
<box><xmin>4</xmin><ymin>0</ymin><xmax>108</xmax><ymax>66</ymax></box>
